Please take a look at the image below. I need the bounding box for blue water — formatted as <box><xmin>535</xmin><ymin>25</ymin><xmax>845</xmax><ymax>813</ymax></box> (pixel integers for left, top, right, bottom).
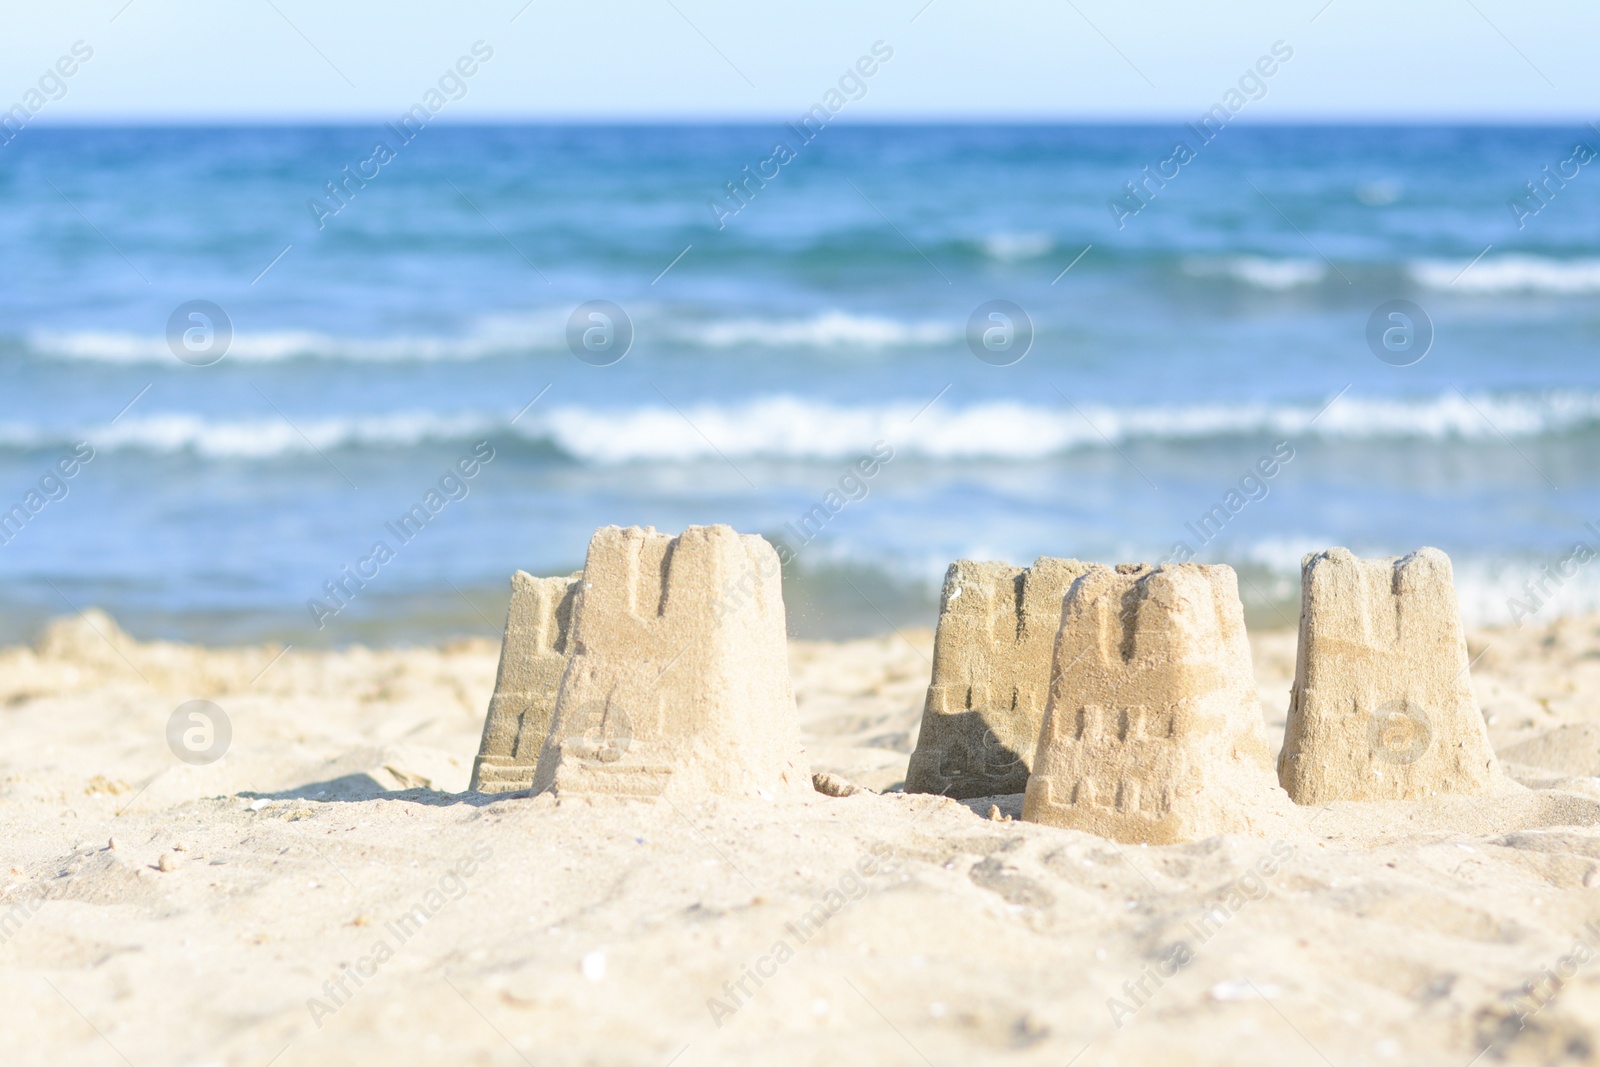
<box><xmin>2</xmin><ymin>124</ymin><xmax>1598</xmax><ymax>644</ymax></box>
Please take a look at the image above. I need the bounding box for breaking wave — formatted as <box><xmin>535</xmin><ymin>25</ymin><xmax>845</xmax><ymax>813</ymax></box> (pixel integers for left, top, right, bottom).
<box><xmin>1182</xmin><ymin>256</ymin><xmax>1327</xmax><ymax>290</ymax></box>
<box><xmin>1409</xmin><ymin>255</ymin><xmax>1600</xmax><ymax>294</ymax></box>
<box><xmin>676</xmin><ymin>312</ymin><xmax>955</xmax><ymax>349</ymax></box>
<box><xmin>22</xmin><ymin>310</ymin><xmax>959</xmax><ymax>363</ymax></box>
<box><xmin>4</xmin><ymin>390</ymin><xmax>1597</xmax><ymax>462</ymax></box>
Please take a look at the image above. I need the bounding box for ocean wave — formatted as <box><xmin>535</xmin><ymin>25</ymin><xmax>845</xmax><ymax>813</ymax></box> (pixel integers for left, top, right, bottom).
<box><xmin>545</xmin><ymin>392</ymin><xmax>1600</xmax><ymax>463</ymax></box>
<box><xmin>23</xmin><ymin>309</ymin><xmax>958</xmax><ymax>363</ymax></box>
<box><xmin>980</xmin><ymin>231</ymin><xmax>1055</xmax><ymax>262</ymax></box>
<box><xmin>674</xmin><ymin>312</ymin><xmax>956</xmax><ymax>349</ymax></box>
<box><xmin>1439</xmin><ymin>556</ymin><xmax>1600</xmax><ymax>627</ymax></box>
<box><xmin>0</xmin><ymin>412</ymin><xmax>499</xmax><ymax>458</ymax></box>
<box><xmin>6</xmin><ymin>390</ymin><xmax>1597</xmax><ymax>461</ymax></box>
<box><xmin>1182</xmin><ymin>257</ymin><xmax>1326</xmax><ymax>290</ymax></box>
<box><xmin>1409</xmin><ymin>255</ymin><xmax>1600</xmax><ymax>294</ymax></box>
<box><xmin>26</xmin><ymin>314</ymin><xmax>572</xmax><ymax>364</ymax></box>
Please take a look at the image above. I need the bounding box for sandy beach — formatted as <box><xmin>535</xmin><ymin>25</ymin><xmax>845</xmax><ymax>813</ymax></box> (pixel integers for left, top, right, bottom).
<box><xmin>4</xmin><ymin>609</ymin><xmax>1600</xmax><ymax>1065</ymax></box>
<box><xmin>5</xmin><ymin>2</ymin><xmax>1597</xmax><ymax>1063</ymax></box>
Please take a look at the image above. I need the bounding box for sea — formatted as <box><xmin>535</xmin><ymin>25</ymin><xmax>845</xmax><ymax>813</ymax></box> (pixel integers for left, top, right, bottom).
<box><xmin>2</xmin><ymin>123</ymin><xmax>1598</xmax><ymax>646</ymax></box>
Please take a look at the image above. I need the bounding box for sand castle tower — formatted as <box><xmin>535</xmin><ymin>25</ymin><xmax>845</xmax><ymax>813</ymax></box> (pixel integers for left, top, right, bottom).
<box><xmin>905</xmin><ymin>557</ymin><xmax>1100</xmax><ymax>798</ymax></box>
<box><xmin>1022</xmin><ymin>563</ymin><xmax>1284</xmax><ymax>844</ymax></box>
<box><xmin>529</xmin><ymin>525</ymin><xmax>810</xmax><ymax>801</ymax></box>
<box><xmin>469</xmin><ymin>571</ymin><xmax>581</xmax><ymax>793</ymax></box>
<box><xmin>1277</xmin><ymin>547</ymin><xmax>1502</xmax><ymax>803</ymax></box>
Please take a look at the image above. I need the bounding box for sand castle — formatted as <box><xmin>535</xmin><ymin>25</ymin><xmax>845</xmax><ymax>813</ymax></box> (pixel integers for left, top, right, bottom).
<box><xmin>1021</xmin><ymin>563</ymin><xmax>1284</xmax><ymax>844</ymax></box>
<box><xmin>905</xmin><ymin>557</ymin><xmax>1099</xmax><ymax>798</ymax></box>
<box><xmin>469</xmin><ymin>571</ymin><xmax>581</xmax><ymax>793</ymax></box>
<box><xmin>528</xmin><ymin>524</ymin><xmax>810</xmax><ymax>801</ymax></box>
<box><xmin>1277</xmin><ymin>547</ymin><xmax>1502</xmax><ymax>803</ymax></box>
<box><xmin>471</xmin><ymin>530</ymin><xmax>1501</xmax><ymax>836</ymax></box>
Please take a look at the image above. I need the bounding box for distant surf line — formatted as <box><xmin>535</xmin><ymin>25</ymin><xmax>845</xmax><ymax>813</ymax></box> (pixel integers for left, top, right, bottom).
<box><xmin>2</xmin><ymin>391</ymin><xmax>1598</xmax><ymax>463</ymax></box>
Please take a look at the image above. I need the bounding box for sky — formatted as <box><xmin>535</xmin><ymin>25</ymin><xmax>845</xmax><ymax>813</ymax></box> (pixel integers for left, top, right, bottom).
<box><xmin>1</xmin><ymin>0</ymin><xmax>1595</xmax><ymax>122</ymax></box>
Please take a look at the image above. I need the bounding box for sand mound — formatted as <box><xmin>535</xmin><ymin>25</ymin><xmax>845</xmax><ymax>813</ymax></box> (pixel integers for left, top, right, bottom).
<box><xmin>1502</xmin><ymin>723</ymin><xmax>1600</xmax><ymax>778</ymax></box>
<box><xmin>34</xmin><ymin>607</ymin><xmax>135</xmax><ymax>664</ymax></box>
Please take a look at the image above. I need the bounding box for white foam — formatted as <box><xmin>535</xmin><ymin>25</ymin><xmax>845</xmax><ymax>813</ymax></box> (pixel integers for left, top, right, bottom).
<box><xmin>542</xmin><ymin>390</ymin><xmax>1600</xmax><ymax>463</ymax></box>
<box><xmin>678</xmin><ymin>311</ymin><xmax>955</xmax><ymax>349</ymax></box>
<box><xmin>0</xmin><ymin>411</ymin><xmax>496</xmax><ymax>458</ymax></box>
<box><xmin>27</xmin><ymin>314</ymin><xmax>571</xmax><ymax>364</ymax></box>
<box><xmin>1183</xmin><ymin>257</ymin><xmax>1326</xmax><ymax>290</ymax></box>
<box><xmin>25</xmin><ymin>309</ymin><xmax>958</xmax><ymax>362</ymax></box>
<box><xmin>7</xmin><ymin>389</ymin><xmax>1596</xmax><ymax>461</ymax></box>
<box><xmin>542</xmin><ymin>397</ymin><xmax>1067</xmax><ymax>463</ymax></box>
<box><xmin>1450</xmin><ymin>553</ymin><xmax>1600</xmax><ymax>627</ymax></box>
<box><xmin>1306</xmin><ymin>390</ymin><xmax>1600</xmax><ymax>439</ymax></box>
<box><xmin>981</xmin><ymin>232</ymin><xmax>1054</xmax><ymax>262</ymax></box>
<box><xmin>1410</xmin><ymin>255</ymin><xmax>1600</xmax><ymax>294</ymax></box>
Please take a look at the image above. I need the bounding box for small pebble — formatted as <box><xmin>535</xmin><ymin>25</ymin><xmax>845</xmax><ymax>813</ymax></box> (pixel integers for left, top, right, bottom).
<box><xmin>157</xmin><ymin>853</ymin><xmax>181</xmax><ymax>872</ymax></box>
<box><xmin>811</xmin><ymin>771</ymin><xmax>863</xmax><ymax>798</ymax></box>
<box><xmin>106</xmin><ymin>837</ymin><xmax>119</xmax><ymax>851</ymax></box>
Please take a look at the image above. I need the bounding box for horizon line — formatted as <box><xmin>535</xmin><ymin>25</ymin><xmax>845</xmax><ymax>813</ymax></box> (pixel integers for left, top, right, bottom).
<box><xmin>9</xmin><ymin>114</ymin><xmax>1599</xmax><ymax>128</ymax></box>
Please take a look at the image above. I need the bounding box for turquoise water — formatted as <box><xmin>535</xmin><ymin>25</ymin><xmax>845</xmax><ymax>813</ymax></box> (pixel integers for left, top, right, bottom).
<box><xmin>2</xmin><ymin>124</ymin><xmax>1599</xmax><ymax>643</ymax></box>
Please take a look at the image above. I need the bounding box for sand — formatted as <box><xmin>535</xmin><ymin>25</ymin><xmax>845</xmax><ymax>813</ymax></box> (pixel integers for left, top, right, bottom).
<box><xmin>6</xmin><ymin>609</ymin><xmax>1600</xmax><ymax>1065</ymax></box>
<box><xmin>1022</xmin><ymin>563</ymin><xmax>1290</xmax><ymax>844</ymax></box>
